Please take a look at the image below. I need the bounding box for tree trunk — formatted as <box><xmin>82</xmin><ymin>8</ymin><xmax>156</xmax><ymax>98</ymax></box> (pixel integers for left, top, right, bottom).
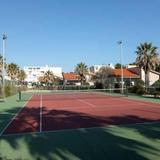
<box><xmin>145</xmin><ymin>71</ymin><xmax>149</xmax><ymax>88</ymax></box>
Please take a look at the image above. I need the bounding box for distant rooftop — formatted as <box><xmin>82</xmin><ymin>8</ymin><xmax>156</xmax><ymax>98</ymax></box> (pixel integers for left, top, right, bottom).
<box><xmin>63</xmin><ymin>73</ymin><xmax>79</xmax><ymax>80</ymax></box>
<box><xmin>113</xmin><ymin>69</ymin><xmax>139</xmax><ymax>78</ymax></box>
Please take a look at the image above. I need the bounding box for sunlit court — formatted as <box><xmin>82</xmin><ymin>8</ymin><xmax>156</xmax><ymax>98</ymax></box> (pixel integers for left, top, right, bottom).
<box><xmin>1</xmin><ymin>90</ymin><xmax>160</xmax><ymax>136</ymax></box>
<box><xmin>1</xmin><ymin>0</ymin><xmax>160</xmax><ymax>160</ymax></box>
<box><xmin>0</xmin><ymin>89</ymin><xmax>160</xmax><ymax>160</ymax></box>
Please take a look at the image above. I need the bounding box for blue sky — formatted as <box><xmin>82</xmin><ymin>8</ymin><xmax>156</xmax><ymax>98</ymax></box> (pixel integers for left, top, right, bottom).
<box><xmin>0</xmin><ymin>0</ymin><xmax>160</xmax><ymax>72</ymax></box>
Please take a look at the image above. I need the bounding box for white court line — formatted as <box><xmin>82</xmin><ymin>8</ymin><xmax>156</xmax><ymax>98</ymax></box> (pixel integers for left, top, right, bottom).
<box><xmin>76</xmin><ymin>98</ymin><xmax>96</xmax><ymax>108</ymax></box>
<box><xmin>54</xmin><ymin>103</ymin><xmax>145</xmax><ymax>111</ymax></box>
<box><xmin>1</xmin><ymin>120</ymin><xmax>160</xmax><ymax>137</ymax></box>
<box><xmin>40</xmin><ymin>94</ymin><xmax>43</xmax><ymax>133</ymax></box>
<box><xmin>69</xmin><ymin>93</ymin><xmax>96</xmax><ymax>108</ymax></box>
<box><xmin>0</xmin><ymin>95</ymin><xmax>33</xmax><ymax>136</ymax></box>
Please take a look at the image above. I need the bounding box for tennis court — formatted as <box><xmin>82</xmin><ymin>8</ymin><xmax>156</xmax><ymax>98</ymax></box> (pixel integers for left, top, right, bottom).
<box><xmin>1</xmin><ymin>89</ymin><xmax>160</xmax><ymax>136</ymax></box>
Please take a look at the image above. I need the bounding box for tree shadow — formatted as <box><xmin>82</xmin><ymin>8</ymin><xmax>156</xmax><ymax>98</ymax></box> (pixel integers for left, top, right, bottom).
<box><xmin>0</xmin><ymin>106</ymin><xmax>160</xmax><ymax>160</ymax></box>
<box><xmin>0</xmin><ymin>106</ymin><xmax>23</xmax><ymax>131</ymax></box>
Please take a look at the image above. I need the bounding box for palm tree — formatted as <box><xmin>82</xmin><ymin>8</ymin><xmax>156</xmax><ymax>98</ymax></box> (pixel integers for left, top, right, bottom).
<box><xmin>136</xmin><ymin>42</ymin><xmax>159</xmax><ymax>87</ymax></box>
<box><xmin>7</xmin><ymin>63</ymin><xmax>19</xmax><ymax>81</ymax></box>
<box><xmin>155</xmin><ymin>64</ymin><xmax>160</xmax><ymax>72</ymax></box>
<box><xmin>44</xmin><ymin>70</ymin><xmax>55</xmax><ymax>85</ymax></box>
<box><xmin>17</xmin><ymin>69</ymin><xmax>26</xmax><ymax>84</ymax></box>
<box><xmin>75</xmin><ymin>62</ymin><xmax>88</xmax><ymax>85</ymax></box>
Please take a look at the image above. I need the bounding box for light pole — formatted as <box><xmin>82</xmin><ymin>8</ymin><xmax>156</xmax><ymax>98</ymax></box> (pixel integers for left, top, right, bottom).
<box><xmin>2</xmin><ymin>34</ymin><xmax>7</xmax><ymax>100</ymax></box>
<box><xmin>117</xmin><ymin>41</ymin><xmax>124</xmax><ymax>93</ymax></box>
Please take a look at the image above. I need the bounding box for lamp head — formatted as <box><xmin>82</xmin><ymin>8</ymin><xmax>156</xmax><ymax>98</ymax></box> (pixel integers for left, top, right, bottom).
<box><xmin>2</xmin><ymin>34</ymin><xmax>7</xmax><ymax>40</ymax></box>
<box><xmin>117</xmin><ymin>41</ymin><xmax>122</xmax><ymax>45</ymax></box>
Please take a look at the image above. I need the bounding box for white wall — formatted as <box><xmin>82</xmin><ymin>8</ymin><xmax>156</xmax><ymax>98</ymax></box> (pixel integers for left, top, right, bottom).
<box><xmin>149</xmin><ymin>72</ymin><xmax>160</xmax><ymax>85</ymax></box>
<box><xmin>141</xmin><ymin>69</ymin><xmax>159</xmax><ymax>85</ymax></box>
<box><xmin>24</xmin><ymin>65</ymin><xmax>62</xmax><ymax>82</ymax></box>
<box><xmin>141</xmin><ymin>69</ymin><xmax>145</xmax><ymax>82</ymax></box>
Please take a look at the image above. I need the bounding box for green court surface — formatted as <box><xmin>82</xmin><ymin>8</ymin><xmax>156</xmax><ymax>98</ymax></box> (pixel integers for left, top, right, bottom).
<box><xmin>127</xmin><ymin>94</ymin><xmax>160</xmax><ymax>104</ymax></box>
<box><xmin>0</xmin><ymin>94</ymin><xmax>160</xmax><ymax>160</ymax></box>
<box><xmin>0</xmin><ymin>123</ymin><xmax>160</xmax><ymax>160</ymax></box>
<box><xmin>0</xmin><ymin>94</ymin><xmax>32</xmax><ymax>132</ymax></box>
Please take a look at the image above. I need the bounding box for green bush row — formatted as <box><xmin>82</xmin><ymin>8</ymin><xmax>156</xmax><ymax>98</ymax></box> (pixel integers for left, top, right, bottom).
<box><xmin>128</xmin><ymin>79</ymin><xmax>160</xmax><ymax>97</ymax></box>
<box><xmin>0</xmin><ymin>85</ymin><xmax>27</xmax><ymax>98</ymax></box>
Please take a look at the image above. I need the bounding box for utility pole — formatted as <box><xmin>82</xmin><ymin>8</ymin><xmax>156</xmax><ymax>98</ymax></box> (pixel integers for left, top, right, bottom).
<box><xmin>2</xmin><ymin>34</ymin><xmax>7</xmax><ymax>100</ymax></box>
<box><xmin>117</xmin><ymin>41</ymin><xmax>124</xmax><ymax>93</ymax></box>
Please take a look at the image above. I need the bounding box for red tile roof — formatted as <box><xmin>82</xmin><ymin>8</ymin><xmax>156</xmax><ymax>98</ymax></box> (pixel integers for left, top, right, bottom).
<box><xmin>113</xmin><ymin>69</ymin><xmax>139</xmax><ymax>78</ymax></box>
<box><xmin>63</xmin><ymin>73</ymin><xmax>79</xmax><ymax>80</ymax></box>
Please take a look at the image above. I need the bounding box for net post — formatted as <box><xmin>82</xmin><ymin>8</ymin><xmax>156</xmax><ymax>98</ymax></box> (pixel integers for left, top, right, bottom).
<box><xmin>124</xmin><ymin>87</ymin><xmax>128</xmax><ymax>97</ymax></box>
<box><xmin>19</xmin><ymin>90</ymin><xmax>21</xmax><ymax>101</ymax></box>
<box><xmin>18</xmin><ymin>87</ymin><xmax>22</xmax><ymax>101</ymax></box>
<box><xmin>40</xmin><ymin>94</ymin><xmax>42</xmax><ymax>133</ymax></box>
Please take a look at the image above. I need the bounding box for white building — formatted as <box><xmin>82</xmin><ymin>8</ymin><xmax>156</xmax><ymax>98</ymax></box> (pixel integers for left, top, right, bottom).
<box><xmin>127</xmin><ymin>65</ymin><xmax>160</xmax><ymax>86</ymax></box>
<box><xmin>24</xmin><ymin>65</ymin><xmax>62</xmax><ymax>83</ymax></box>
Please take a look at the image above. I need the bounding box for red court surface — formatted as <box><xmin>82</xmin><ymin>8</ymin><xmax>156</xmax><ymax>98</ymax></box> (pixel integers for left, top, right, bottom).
<box><xmin>2</xmin><ymin>93</ymin><xmax>160</xmax><ymax>135</ymax></box>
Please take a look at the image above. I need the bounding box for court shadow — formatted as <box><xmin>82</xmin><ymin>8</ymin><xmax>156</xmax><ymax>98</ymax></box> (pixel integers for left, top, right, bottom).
<box><xmin>0</xmin><ymin>106</ymin><xmax>24</xmax><ymax>131</ymax></box>
<box><xmin>0</xmin><ymin>106</ymin><xmax>160</xmax><ymax>160</ymax></box>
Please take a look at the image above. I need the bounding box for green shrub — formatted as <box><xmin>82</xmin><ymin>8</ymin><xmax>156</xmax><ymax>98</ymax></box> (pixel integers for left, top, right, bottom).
<box><xmin>94</xmin><ymin>81</ymin><xmax>103</xmax><ymax>89</ymax></box>
<box><xmin>136</xmin><ymin>87</ymin><xmax>146</xmax><ymax>95</ymax></box>
<box><xmin>128</xmin><ymin>86</ymin><xmax>137</xmax><ymax>93</ymax></box>
<box><xmin>5</xmin><ymin>85</ymin><xmax>11</xmax><ymax>97</ymax></box>
<box><xmin>135</xmin><ymin>79</ymin><xmax>145</xmax><ymax>86</ymax></box>
<box><xmin>152</xmin><ymin>80</ymin><xmax>160</xmax><ymax>87</ymax></box>
<box><xmin>128</xmin><ymin>80</ymin><xmax>145</xmax><ymax>95</ymax></box>
<box><xmin>0</xmin><ymin>86</ymin><xmax>2</xmax><ymax>98</ymax></box>
<box><xmin>2</xmin><ymin>85</ymin><xmax>20</xmax><ymax>97</ymax></box>
<box><xmin>153</xmin><ymin>91</ymin><xmax>160</xmax><ymax>98</ymax></box>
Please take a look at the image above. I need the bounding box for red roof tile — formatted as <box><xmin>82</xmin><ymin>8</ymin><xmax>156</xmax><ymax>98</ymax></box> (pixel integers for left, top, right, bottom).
<box><xmin>113</xmin><ymin>69</ymin><xmax>139</xmax><ymax>78</ymax></box>
<box><xmin>63</xmin><ymin>73</ymin><xmax>79</xmax><ymax>80</ymax></box>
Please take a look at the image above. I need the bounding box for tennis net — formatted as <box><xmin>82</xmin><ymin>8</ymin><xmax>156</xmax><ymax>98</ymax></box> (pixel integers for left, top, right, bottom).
<box><xmin>18</xmin><ymin>88</ymin><xmax>128</xmax><ymax>102</ymax></box>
